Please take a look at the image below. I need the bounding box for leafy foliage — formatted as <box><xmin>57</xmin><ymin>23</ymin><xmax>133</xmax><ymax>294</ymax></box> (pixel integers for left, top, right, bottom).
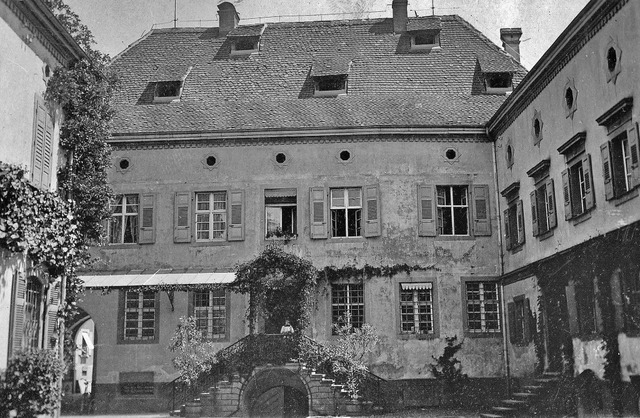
<box><xmin>168</xmin><ymin>317</ymin><xmax>218</xmax><ymax>393</ymax></box>
<box><xmin>299</xmin><ymin>323</ymin><xmax>380</xmax><ymax>399</ymax></box>
<box><xmin>229</xmin><ymin>245</ymin><xmax>318</xmax><ymax>333</ymax></box>
<box><xmin>0</xmin><ymin>163</ymin><xmax>85</xmax><ymax>278</ymax></box>
<box><xmin>0</xmin><ymin>349</ymin><xmax>66</xmax><ymax>417</ymax></box>
<box><xmin>322</xmin><ymin>263</ymin><xmax>439</xmax><ymax>283</ymax></box>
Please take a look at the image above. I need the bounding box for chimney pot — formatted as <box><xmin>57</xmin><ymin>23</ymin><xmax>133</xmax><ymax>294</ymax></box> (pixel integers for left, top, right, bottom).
<box><xmin>218</xmin><ymin>2</ymin><xmax>239</xmax><ymax>37</ymax></box>
<box><xmin>500</xmin><ymin>27</ymin><xmax>523</xmax><ymax>63</ymax></box>
<box><xmin>392</xmin><ymin>0</ymin><xmax>408</xmax><ymax>34</ymax></box>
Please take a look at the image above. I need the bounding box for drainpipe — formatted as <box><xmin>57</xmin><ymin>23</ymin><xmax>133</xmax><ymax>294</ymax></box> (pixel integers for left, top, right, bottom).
<box><xmin>490</xmin><ymin>128</ymin><xmax>511</xmax><ymax>395</ymax></box>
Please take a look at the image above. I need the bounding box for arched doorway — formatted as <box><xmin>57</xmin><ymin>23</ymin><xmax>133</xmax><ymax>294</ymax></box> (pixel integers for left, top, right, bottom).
<box><xmin>62</xmin><ymin>308</ymin><xmax>96</xmax><ymax>414</ymax></box>
<box><xmin>242</xmin><ymin>367</ymin><xmax>309</xmax><ymax>417</ymax></box>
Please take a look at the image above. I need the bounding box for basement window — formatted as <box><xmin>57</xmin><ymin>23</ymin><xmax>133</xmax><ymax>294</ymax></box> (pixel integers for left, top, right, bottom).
<box><xmin>484</xmin><ymin>72</ymin><xmax>512</xmax><ymax>95</ymax></box>
<box><xmin>154</xmin><ymin>81</ymin><xmax>183</xmax><ymax>103</ymax></box>
<box><xmin>314</xmin><ymin>75</ymin><xmax>348</xmax><ymax>97</ymax></box>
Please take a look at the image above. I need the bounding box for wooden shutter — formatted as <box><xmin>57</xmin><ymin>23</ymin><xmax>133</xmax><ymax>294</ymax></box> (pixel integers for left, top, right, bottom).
<box><xmin>516</xmin><ymin>199</ymin><xmax>525</xmax><ymax>245</ymax></box>
<box><xmin>31</xmin><ymin>96</ymin><xmax>46</xmax><ymax>188</ymax></box>
<box><xmin>174</xmin><ymin>192</ymin><xmax>191</xmax><ymax>243</ymax></box>
<box><xmin>418</xmin><ymin>184</ymin><xmax>436</xmax><ymax>237</ymax></box>
<box><xmin>11</xmin><ymin>272</ymin><xmax>27</xmax><ymax>355</ymax></box>
<box><xmin>507</xmin><ymin>302</ymin><xmax>516</xmax><ymax>344</ymax></box>
<box><xmin>472</xmin><ymin>185</ymin><xmax>491</xmax><ymax>236</ymax></box>
<box><xmin>565</xmin><ymin>281</ymin><xmax>579</xmax><ymax>335</ymax></box>
<box><xmin>530</xmin><ymin>190</ymin><xmax>539</xmax><ymax>237</ymax></box>
<box><xmin>139</xmin><ymin>193</ymin><xmax>156</xmax><ymax>244</ymax></box>
<box><xmin>628</xmin><ymin>122</ymin><xmax>640</xmax><ymax>189</ymax></box>
<box><xmin>309</xmin><ymin>187</ymin><xmax>328</xmax><ymax>239</ymax></box>
<box><xmin>46</xmin><ymin>283</ymin><xmax>60</xmax><ymax>349</ymax></box>
<box><xmin>546</xmin><ymin>179</ymin><xmax>557</xmax><ymax>230</ymax></box>
<box><xmin>228</xmin><ymin>190</ymin><xmax>244</xmax><ymax>241</ymax></box>
<box><xmin>600</xmin><ymin>142</ymin><xmax>614</xmax><ymax>200</ymax></box>
<box><xmin>582</xmin><ymin>154</ymin><xmax>595</xmax><ymax>211</ymax></box>
<box><xmin>503</xmin><ymin>208</ymin><xmax>511</xmax><ymax>250</ymax></box>
<box><xmin>561</xmin><ymin>169</ymin><xmax>572</xmax><ymax>220</ymax></box>
<box><xmin>363</xmin><ymin>184</ymin><xmax>381</xmax><ymax>237</ymax></box>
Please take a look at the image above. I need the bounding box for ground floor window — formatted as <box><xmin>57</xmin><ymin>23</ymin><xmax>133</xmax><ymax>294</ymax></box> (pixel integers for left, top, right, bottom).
<box><xmin>465</xmin><ymin>280</ymin><xmax>501</xmax><ymax>335</ymax></box>
<box><xmin>400</xmin><ymin>283</ymin><xmax>434</xmax><ymax>335</ymax></box>
<box><xmin>331</xmin><ymin>283</ymin><xmax>364</xmax><ymax>332</ymax></box>
<box><xmin>192</xmin><ymin>289</ymin><xmax>227</xmax><ymax>340</ymax></box>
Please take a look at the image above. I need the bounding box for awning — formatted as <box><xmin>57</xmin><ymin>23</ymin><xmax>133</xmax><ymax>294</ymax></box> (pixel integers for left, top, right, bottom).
<box><xmin>401</xmin><ymin>283</ymin><xmax>432</xmax><ymax>290</ymax></box>
<box><xmin>79</xmin><ymin>270</ymin><xmax>236</xmax><ymax>288</ymax></box>
<box><xmin>265</xmin><ymin>188</ymin><xmax>297</xmax><ymax>198</ymax></box>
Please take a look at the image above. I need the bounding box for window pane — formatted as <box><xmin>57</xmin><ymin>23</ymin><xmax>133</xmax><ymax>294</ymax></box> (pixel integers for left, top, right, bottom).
<box><xmin>347</xmin><ymin>188</ymin><xmax>361</xmax><ymax>207</ymax></box>
<box><xmin>331</xmin><ymin>209</ymin><xmax>346</xmax><ymax>237</ymax></box>
<box><xmin>452</xmin><ymin>186</ymin><xmax>467</xmax><ymax>205</ymax></box>
<box><xmin>123</xmin><ymin>215</ymin><xmax>138</xmax><ymax>243</ymax></box>
<box><xmin>331</xmin><ymin>189</ymin><xmax>345</xmax><ymax>208</ymax></box>
<box><xmin>347</xmin><ymin>208</ymin><xmax>361</xmax><ymax>236</ymax></box>
<box><xmin>453</xmin><ymin>207</ymin><xmax>468</xmax><ymax>235</ymax></box>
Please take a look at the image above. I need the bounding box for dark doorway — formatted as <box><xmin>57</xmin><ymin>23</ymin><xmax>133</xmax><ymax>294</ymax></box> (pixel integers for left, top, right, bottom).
<box><xmin>249</xmin><ymin>385</ymin><xmax>308</xmax><ymax>417</ymax></box>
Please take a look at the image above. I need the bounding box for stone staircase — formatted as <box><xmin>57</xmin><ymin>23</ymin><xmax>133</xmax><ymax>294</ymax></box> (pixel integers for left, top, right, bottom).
<box><xmin>479</xmin><ymin>371</ymin><xmax>562</xmax><ymax>418</ymax></box>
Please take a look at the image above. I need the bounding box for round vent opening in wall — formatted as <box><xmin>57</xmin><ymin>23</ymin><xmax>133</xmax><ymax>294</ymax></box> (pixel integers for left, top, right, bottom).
<box><xmin>607</xmin><ymin>47</ymin><xmax>617</xmax><ymax>72</ymax></box>
<box><xmin>275</xmin><ymin>152</ymin><xmax>287</xmax><ymax>164</ymax></box>
<box><xmin>119</xmin><ymin>159</ymin><xmax>130</xmax><ymax>170</ymax></box>
<box><xmin>206</xmin><ymin>156</ymin><xmax>217</xmax><ymax>167</ymax></box>
<box><xmin>339</xmin><ymin>150</ymin><xmax>351</xmax><ymax>161</ymax></box>
<box><xmin>445</xmin><ymin>149</ymin><xmax>457</xmax><ymax>160</ymax></box>
<box><xmin>565</xmin><ymin>87</ymin><xmax>574</xmax><ymax>110</ymax></box>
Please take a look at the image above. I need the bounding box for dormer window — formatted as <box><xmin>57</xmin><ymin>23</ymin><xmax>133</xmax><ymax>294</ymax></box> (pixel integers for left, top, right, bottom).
<box><xmin>407</xmin><ymin>17</ymin><xmax>441</xmax><ymax>51</ymax></box>
<box><xmin>151</xmin><ymin>65</ymin><xmax>192</xmax><ymax>103</ymax></box>
<box><xmin>484</xmin><ymin>72</ymin><xmax>513</xmax><ymax>94</ymax></box>
<box><xmin>228</xmin><ymin>24</ymin><xmax>266</xmax><ymax>56</ymax></box>
<box><xmin>231</xmin><ymin>37</ymin><xmax>260</xmax><ymax>55</ymax></box>
<box><xmin>311</xmin><ymin>57</ymin><xmax>351</xmax><ymax>97</ymax></box>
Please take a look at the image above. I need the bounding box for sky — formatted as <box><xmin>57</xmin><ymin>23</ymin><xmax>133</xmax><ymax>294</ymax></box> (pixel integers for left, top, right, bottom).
<box><xmin>64</xmin><ymin>0</ymin><xmax>590</xmax><ymax>70</ymax></box>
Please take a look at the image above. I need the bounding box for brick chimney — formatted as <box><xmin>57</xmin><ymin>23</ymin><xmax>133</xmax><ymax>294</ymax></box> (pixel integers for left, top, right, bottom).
<box><xmin>392</xmin><ymin>0</ymin><xmax>408</xmax><ymax>34</ymax></box>
<box><xmin>500</xmin><ymin>28</ymin><xmax>523</xmax><ymax>63</ymax></box>
<box><xmin>218</xmin><ymin>2</ymin><xmax>239</xmax><ymax>37</ymax></box>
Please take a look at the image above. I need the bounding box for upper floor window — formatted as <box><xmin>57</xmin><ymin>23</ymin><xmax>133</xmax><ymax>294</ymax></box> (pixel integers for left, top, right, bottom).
<box><xmin>231</xmin><ymin>37</ymin><xmax>260</xmax><ymax>55</ymax></box>
<box><xmin>196</xmin><ymin>192</ymin><xmax>228</xmax><ymax>241</ymax></box>
<box><xmin>174</xmin><ymin>190</ymin><xmax>244</xmax><ymax>243</ymax></box>
<box><xmin>331</xmin><ymin>283</ymin><xmax>364</xmax><ymax>333</ymax></box>
<box><xmin>151</xmin><ymin>65</ymin><xmax>192</xmax><ymax>103</ymax></box>
<box><xmin>436</xmin><ymin>186</ymin><xmax>469</xmax><ymax>236</ymax></box>
<box><xmin>501</xmin><ymin>182</ymin><xmax>524</xmax><ymax>251</ymax></box>
<box><xmin>311</xmin><ymin>57</ymin><xmax>351</xmax><ymax>97</ymax></box>
<box><xmin>265</xmin><ymin>188</ymin><xmax>297</xmax><ymax>240</ymax></box>
<box><xmin>407</xmin><ymin>17</ymin><xmax>441</xmax><ymax>51</ymax></box>
<box><xmin>507</xmin><ymin>296</ymin><xmax>534</xmax><ymax>346</ymax></box>
<box><xmin>558</xmin><ymin>132</ymin><xmax>595</xmax><ymax>220</ymax></box>
<box><xmin>527</xmin><ymin>159</ymin><xmax>557</xmax><ymax>237</ymax></box>
<box><xmin>330</xmin><ymin>188</ymin><xmax>362</xmax><ymax>237</ymax></box>
<box><xmin>191</xmin><ymin>289</ymin><xmax>228</xmax><ymax>341</ymax></box>
<box><xmin>400</xmin><ymin>283</ymin><xmax>434</xmax><ymax>335</ymax></box>
<box><xmin>109</xmin><ymin>194</ymin><xmax>139</xmax><ymax>244</ymax></box>
<box><xmin>418</xmin><ymin>184</ymin><xmax>491</xmax><ymax>237</ymax></box>
<box><xmin>464</xmin><ymin>280</ymin><xmax>501</xmax><ymax>336</ymax></box>
<box><xmin>314</xmin><ymin>75</ymin><xmax>348</xmax><ymax>97</ymax></box>
<box><xmin>119</xmin><ymin>291</ymin><xmax>159</xmax><ymax>343</ymax></box>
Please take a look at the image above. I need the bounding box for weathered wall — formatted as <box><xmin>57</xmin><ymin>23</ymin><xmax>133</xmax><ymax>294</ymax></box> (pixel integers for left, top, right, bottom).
<box><xmin>495</xmin><ymin>1</ymin><xmax>640</xmax><ymax>273</ymax></box>
<box><xmin>0</xmin><ymin>1</ymin><xmax>62</xmax><ymax>188</ymax></box>
<box><xmin>503</xmin><ymin>276</ymin><xmax>539</xmax><ymax>378</ymax></box>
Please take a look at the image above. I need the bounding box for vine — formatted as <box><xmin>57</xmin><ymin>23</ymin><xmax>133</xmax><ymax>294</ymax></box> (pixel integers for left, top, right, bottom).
<box><xmin>322</xmin><ymin>263</ymin><xmax>439</xmax><ymax>283</ymax></box>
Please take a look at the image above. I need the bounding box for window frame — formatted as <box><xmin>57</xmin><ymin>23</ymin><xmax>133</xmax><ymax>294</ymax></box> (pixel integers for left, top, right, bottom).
<box><xmin>507</xmin><ymin>295</ymin><xmax>534</xmax><ymax>346</ymax></box>
<box><xmin>264</xmin><ymin>188</ymin><xmax>298</xmax><ymax>241</ymax></box>
<box><xmin>189</xmin><ymin>289</ymin><xmax>230</xmax><ymax>342</ymax></box>
<box><xmin>410</xmin><ymin>31</ymin><xmax>441</xmax><ymax>51</ymax></box>
<box><xmin>484</xmin><ymin>72</ymin><xmax>513</xmax><ymax>95</ymax></box>
<box><xmin>313</xmin><ymin>75</ymin><xmax>348</xmax><ymax>97</ymax></box>
<box><xmin>461</xmin><ymin>277</ymin><xmax>502</xmax><ymax>338</ymax></box>
<box><xmin>153</xmin><ymin>80</ymin><xmax>183</xmax><ymax>103</ymax></box>
<box><xmin>330</xmin><ymin>187</ymin><xmax>363</xmax><ymax>238</ymax></box>
<box><xmin>331</xmin><ymin>283</ymin><xmax>365</xmax><ymax>334</ymax></box>
<box><xmin>195</xmin><ymin>191</ymin><xmax>228</xmax><ymax>242</ymax></box>
<box><xmin>117</xmin><ymin>290</ymin><xmax>160</xmax><ymax>344</ymax></box>
<box><xmin>436</xmin><ymin>185</ymin><xmax>470</xmax><ymax>236</ymax></box>
<box><xmin>24</xmin><ymin>277</ymin><xmax>43</xmax><ymax>350</ymax></box>
<box><xmin>109</xmin><ymin>194</ymin><xmax>140</xmax><ymax>245</ymax></box>
<box><xmin>230</xmin><ymin>37</ymin><xmax>260</xmax><ymax>55</ymax></box>
<box><xmin>398</xmin><ymin>282</ymin><xmax>438</xmax><ymax>338</ymax></box>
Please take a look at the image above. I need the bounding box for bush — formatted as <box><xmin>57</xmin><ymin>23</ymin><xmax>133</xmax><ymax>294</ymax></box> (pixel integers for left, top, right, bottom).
<box><xmin>0</xmin><ymin>349</ymin><xmax>65</xmax><ymax>417</ymax></box>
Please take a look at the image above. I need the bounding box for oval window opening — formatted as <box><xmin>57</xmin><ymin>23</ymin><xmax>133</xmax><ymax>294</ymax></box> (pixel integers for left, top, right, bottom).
<box><xmin>534</xmin><ymin>119</ymin><xmax>541</xmax><ymax>138</ymax></box>
<box><xmin>206</xmin><ymin>156</ymin><xmax>217</xmax><ymax>167</ymax></box>
<box><xmin>565</xmin><ymin>88</ymin><xmax>574</xmax><ymax>109</ymax></box>
<box><xmin>275</xmin><ymin>153</ymin><xmax>287</xmax><ymax>164</ymax></box>
<box><xmin>119</xmin><ymin>159</ymin><xmax>130</xmax><ymax>170</ymax></box>
<box><xmin>607</xmin><ymin>47</ymin><xmax>617</xmax><ymax>72</ymax></box>
<box><xmin>339</xmin><ymin>150</ymin><xmax>351</xmax><ymax>161</ymax></box>
<box><xmin>506</xmin><ymin>145</ymin><xmax>513</xmax><ymax>165</ymax></box>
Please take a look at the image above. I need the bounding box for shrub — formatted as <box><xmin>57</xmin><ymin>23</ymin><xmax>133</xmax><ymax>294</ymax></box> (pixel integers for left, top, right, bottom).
<box><xmin>0</xmin><ymin>349</ymin><xmax>65</xmax><ymax>417</ymax></box>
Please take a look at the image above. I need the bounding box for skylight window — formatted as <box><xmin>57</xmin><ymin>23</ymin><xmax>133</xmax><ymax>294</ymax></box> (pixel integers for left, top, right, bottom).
<box><xmin>231</xmin><ymin>37</ymin><xmax>260</xmax><ymax>55</ymax></box>
<box><xmin>150</xmin><ymin>65</ymin><xmax>192</xmax><ymax>104</ymax></box>
<box><xmin>484</xmin><ymin>72</ymin><xmax>513</xmax><ymax>95</ymax></box>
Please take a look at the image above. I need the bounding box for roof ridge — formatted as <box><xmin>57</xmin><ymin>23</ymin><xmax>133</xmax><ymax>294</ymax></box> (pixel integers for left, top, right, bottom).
<box><xmin>451</xmin><ymin>14</ymin><xmax>527</xmax><ymax>72</ymax></box>
<box><xmin>109</xmin><ymin>29</ymin><xmax>155</xmax><ymax>65</ymax></box>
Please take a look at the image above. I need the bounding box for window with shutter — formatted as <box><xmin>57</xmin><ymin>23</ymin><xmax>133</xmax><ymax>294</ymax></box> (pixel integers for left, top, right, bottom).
<box><xmin>265</xmin><ymin>188</ymin><xmax>298</xmax><ymax>240</ymax></box>
<box><xmin>330</xmin><ymin>188</ymin><xmax>362</xmax><ymax>237</ymax></box>
<box><xmin>472</xmin><ymin>185</ymin><xmax>491</xmax><ymax>236</ymax></box>
<box><xmin>174</xmin><ymin>192</ymin><xmax>192</xmax><ymax>243</ymax></box>
<box><xmin>363</xmin><ymin>184</ymin><xmax>381</xmax><ymax>237</ymax></box>
<box><xmin>309</xmin><ymin>187</ymin><xmax>328</xmax><ymax>239</ymax></box>
<box><xmin>139</xmin><ymin>193</ymin><xmax>156</xmax><ymax>244</ymax></box>
<box><xmin>601</xmin><ymin>124</ymin><xmax>640</xmax><ymax>200</ymax></box>
<box><xmin>418</xmin><ymin>184</ymin><xmax>436</xmax><ymax>237</ymax></box>
<box><xmin>228</xmin><ymin>190</ymin><xmax>245</xmax><ymax>241</ymax></box>
<box><xmin>109</xmin><ymin>194</ymin><xmax>140</xmax><ymax>244</ymax></box>
<box><xmin>31</xmin><ymin>95</ymin><xmax>54</xmax><ymax>190</ymax></box>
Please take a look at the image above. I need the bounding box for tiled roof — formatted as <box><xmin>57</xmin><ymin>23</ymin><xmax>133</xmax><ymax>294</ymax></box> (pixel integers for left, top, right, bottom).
<box><xmin>477</xmin><ymin>54</ymin><xmax>519</xmax><ymax>73</ymax></box>
<box><xmin>407</xmin><ymin>16</ymin><xmax>441</xmax><ymax>32</ymax></box>
<box><xmin>228</xmin><ymin>23</ymin><xmax>266</xmax><ymax>37</ymax></box>
<box><xmin>150</xmin><ymin>64</ymin><xmax>192</xmax><ymax>82</ymax></box>
<box><xmin>311</xmin><ymin>57</ymin><xmax>351</xmax><ymax>77</ymax></box>
<box><xmin>110</xmin><ymin>15</ymin><xmax>527</xmax><ymax>135</ymax></box>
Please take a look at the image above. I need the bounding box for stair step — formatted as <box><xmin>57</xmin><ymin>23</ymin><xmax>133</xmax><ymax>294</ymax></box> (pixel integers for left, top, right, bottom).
<box><xmin>534</xmin><ymin>378</ymin><xmax>558</xmax><ymax>384</ymax></box>
<box><xmin>502</xmin><ymin>399</ymin><xmax>527</xmax><ymax>406</ymax></box>
<box><xmin>492</xmin><ymin>406</ymin><xmax>518</xmax><ymax>413</ymax></box>
<box><xmin>543</xmin><ymin>371</ymin><xmax>562</xmax><ymax>376</ymax></box>
<box><xmin>321</xmin><ymin>378</ymin><xmax>334</xmax><ymax>384</ymax></box>
<box><xmin>480</xmin><ymin>414</ymin><xmax>505</xmax><ymax>418</ymax></box>
<box><xmin>513</xmin><ymin>392</ymin><xmax>537</xmax><ymax>398</ymax></box>
<box><xmin>522</xmin><ymin>385</ymin><xmax>543</xmax><ymax>392</ymax></box>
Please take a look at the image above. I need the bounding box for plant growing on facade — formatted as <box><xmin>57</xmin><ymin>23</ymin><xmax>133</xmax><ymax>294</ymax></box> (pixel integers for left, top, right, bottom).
<box><xmin>430</xmin><ymin>336</ymin><xmax>468</xmax><ymax>405</ymax></box>
<box><xmin>168</xmin><ymin>316</ymin><xmax>218</xmax><ymax>398</ymax></box>
<box><xmin>229</xmin><ymin>245</ymin><xmax>318</xmax><ymax>333</ymax></box>
<box><xmin>0</xmin><ymin>349</ymin><xmax>65</xmax><ymax>417</ymax></box>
